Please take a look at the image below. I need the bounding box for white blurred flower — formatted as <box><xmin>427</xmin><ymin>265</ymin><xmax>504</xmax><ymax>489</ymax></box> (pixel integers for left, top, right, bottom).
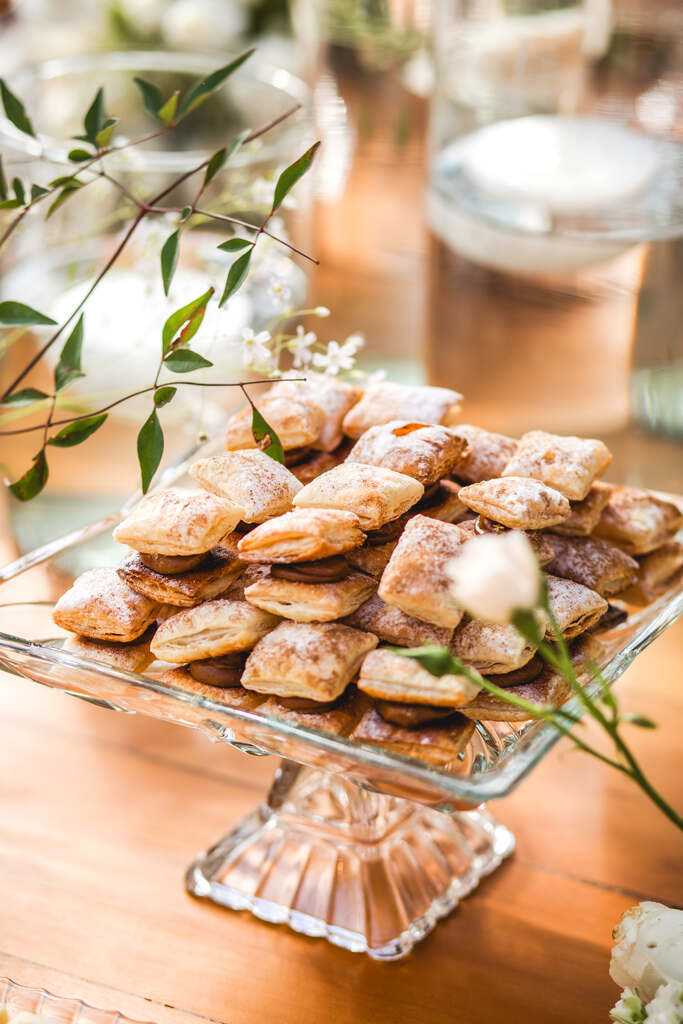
<box><xmin>161</xmin><ymin>0</ymin><xmax>247</xmax><ymax>49</ymax></box>
<box><xmin>241</xmin><ymin>327</ymin><xmax>272</xmax><ymax>369</ymax></box>
<box><xmin>313</xmin><ymin>339</ymin><xmax>356</xmax><ymax>375</ymax></box>
<box><xmin>291</xmin><ymin>325</ymin><xmax>316</xmax><ymax>368</ymax></box>
<box><xmin>270</xmin><ymin>280</ymin><xmax>292</xmax><ymax>310</ymax></box>
<box><xmin>118</xmin><ymin>0</ymin><xmax>165</xmax><ymax>35</ymax></box>
<box><xmin>366</xmin><ymin>367</ymin><xmax>387</xmax><ymax>382</ymax></box>
<box><xmin>645</xmin><ymin>983</ymin><xmax>683</xmax><ymax>1024</ymax></box>
<box><xmin>314</xmin><ymin>306</ymin><xmax>331</xmax><ymax>317</ymax></box>
<box><xmin>342</xmin><ymin>331</ymin><xmax>365</xmax><ymax>354</ymax></box>
<box><xmin>610</xmin><ymin>989</ymin><xmax>646</xmax><ymax>1024</ymax></box>
<box><xmin>611</xmin><ymin>903</ymin><xmax>683</xmax><ymax>1005</ymax></box>
<box><xmin>445</xmin><ymin>531</ymin><xmax>541</xmax><ymax>625</ymax></box>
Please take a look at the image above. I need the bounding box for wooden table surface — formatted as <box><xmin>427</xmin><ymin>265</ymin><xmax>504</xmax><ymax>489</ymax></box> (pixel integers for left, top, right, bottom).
<box><xmin>1</xmin><ymin>60</ymin><xmax>682</xmax><ymax>1024</ymax></box>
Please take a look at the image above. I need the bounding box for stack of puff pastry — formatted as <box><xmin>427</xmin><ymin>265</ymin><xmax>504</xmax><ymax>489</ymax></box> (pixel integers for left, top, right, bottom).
<box><xmin>52</xmin><ymin>376</ymin><xmax>683</xmax><ymax>769</ymax></box>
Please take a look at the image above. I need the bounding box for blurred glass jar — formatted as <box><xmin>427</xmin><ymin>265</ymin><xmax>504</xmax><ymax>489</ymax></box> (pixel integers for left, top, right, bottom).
<box><xmin>0</xmin><ymin>51</ymin><xmax>314</xmax><ymax>560</ymax></box>
<box><xmin>426</xmin><ymin>0</ymin><xmax>683</xmax><ymax>490</ymax></box>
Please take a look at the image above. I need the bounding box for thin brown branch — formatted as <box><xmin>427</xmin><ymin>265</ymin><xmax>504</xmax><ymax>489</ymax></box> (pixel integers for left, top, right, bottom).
<box><xmin>192</xmin><ymin>207</ymin><xmax>318</xmax><ymax>264</ymax></box>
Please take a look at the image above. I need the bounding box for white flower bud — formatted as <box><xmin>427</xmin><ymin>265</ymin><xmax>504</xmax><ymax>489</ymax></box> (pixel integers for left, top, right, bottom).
<box><xmin>610</xmin><ymin>903</ymin><xmax>683</xmax><ymax>1004</ymax></box>
<box><xmin>445</xmin><ymin>530</ymin><xmax>540</xmax><ymax>625</ymax></box>
<box><xmin>314</xmin><ymin>306</ymin><xmax>331</xmax><ymax>317</ymax></box>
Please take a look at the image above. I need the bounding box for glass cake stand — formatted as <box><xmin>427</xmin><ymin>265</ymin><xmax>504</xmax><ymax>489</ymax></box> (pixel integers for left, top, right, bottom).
<box><xmin>1</xmin><ymin>445</ymin><xmax>681</xmax><ymax>960</ymax></box>
<box><xmin>0</xmin><ymin>978</ymin><xmax>150</xmax><ymax>1024</ymax></box>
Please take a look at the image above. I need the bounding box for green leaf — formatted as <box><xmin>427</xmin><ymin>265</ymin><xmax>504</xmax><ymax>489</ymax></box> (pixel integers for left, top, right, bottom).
<box><xmin>0</xmin><ymin>199</ymin><xmax>21</xmax><ymax>210</ymax></box>
<box><xmin>219</xmin><ymin>248</ymin><xmax>252</xmax><ymax>307</ymax></box>
<box><xmin>30</xmin><ymin>184</ymin><xmax>49</xmax><ymax>201</ymax></box>
<box><xmin>1</xmin><ymin>386</ymin><xmax>48</xmax><ymax>406</ymax></box>
<box><xmin>46</xmin><ymin>183</ymin><xmax>82</xmax><ymax>218</ymax></box>
<box><xmin>83</xmin><ymin>87</ymin><xmax>106</xmax><ymax>145</ymax></box>
<box><xmin>95</xmin><ymin>117</ymin><xmax>118</xmax><ymax>148</ymax></box>
<box><xmin>0</xmin><ymin>155</ymin><xmax>7</xmax><ymax>200</ymax></box>
<box><xmin>153</xmin><ymin>385</ymin><xmax>176</xmax><ymax>408</ymax></box>
<box><xmin>0</xmin><ymin>78</ymin><xmax>35</xmax><ymax>137</ymax></box>
<box><xmin>179</xmin><ymin>49</ymin><xmax>255</xmax><ymax>116</ymax></box>
<box><xmin>271</xmin><ymin>141</ymin><xmax>320</xmax><ymax>213</ymax></box>
<box><xmin>622</xmin><ymin>712</ymin><xmax>657</xmax><ymax>729</ymax></box>
<box><xmin>48</xmin><ymin>174</ymin><xmax>79</xmax><ymax>188</ymax></box>
<box><xmin>68</xmin><ymin>148</ymin><xmax>91</xmax><ymax>163</ymax></box>
<box><xmin>512</xmin><ymin>608</ymin><xmax>545</xmax><ymax>647</ymax></box>
<box><xmin>250</xmin><ymin>405</ymin><xmax>284</xmax><ymax>464</ymax></box>
<box><xmin>54</xmin><ymin>314</ymin><xmax>85</xmax><ymax>392</ymax></box>
<box><xmin>157</xmin><ymin>91</ymin><xmax>179</xmax><ymax>126</ymax></box>
<box><xmin>160</xmin><ymin>229</ymin><xmax>179</xmax><ymax>296</ymax></box>
<box><xmin>137</xmin><ymin>410</ymin><xmax>164</xmax><ymax>494</ymax></box>
<box><xmin>0</xmin><ymin>301</ymin><xmax>56</xmax><ymax>326</ymax></box>
<box><xmin>161</xmin><ymin>286</ymin><xmax>213</xmax><ymax>354</ymax></box>
<box><xmin>217</xmin><ymin>237</ymin><xmax>251</xmax><ymax>252</ymax></box>
<box><xmin>9</xmin><ymin>450</ymin><xmax>48</xmax><ymax>501</ymax></box>
<box><xmin>12</xmin><ymin>177</ymin><xmax>25</xmax><ymax>205</ymax></box>
<box><xmin>180</xmin><ymin>205</ymin><xmax>192</xmax><ymax>221</ymax></box>
<box><xmin>47</xmin><ymin>413</ymin><xmax>107</xmax><ymax>448</ymax></box>
<box><xmin>203</xmin><ymin>147</ymin><xmax>228</xmax><ymax>187</ymax></box>
<box><xmin>164</xmin><ymin>349</ymin><xmax>212</xmax><ymax>373</ymax></box>
<box><xmin>133</xmin><ymin>77</ymin><xmax>163</xmax><ymax>119</ymax></box>
<box><xmin>388</xmin><ymin>644</ymin><xmax>460</xmax><ymax>678</ymax></box>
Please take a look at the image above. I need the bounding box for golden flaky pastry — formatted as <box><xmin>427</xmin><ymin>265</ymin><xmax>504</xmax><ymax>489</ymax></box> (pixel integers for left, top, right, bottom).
<box><xmin>345</xmin><ymin>420</ymin><xmax>467</xmax><ymax>487</ymax></box>
<box><xmin>53</xmin><ymin>568</ymin><xmax>160</xmax><ymax>642</ymax></box>
<box><xmin>63</xmin><ymin>631</ymin><xmax>154</xmax><ymax>673</ymax></box>
<box><xmin>289</xmin><ymin>443</ymin><xmax>351</xmax><ymax>485</ymax></box>
<box><xmin>225</xmin><ymin>395</ymin><xmax>325</xmax><ymax>452</ymax></box>
<box><xmin>189</xmin><ymin>449</ymin><xmax>302</xmax><ymax>523</ymax></box>
<box><xmin>117</xmin><ymin>545</ymin><xmax>243</xmax><ymax>607</ymax></box>
<box><xmin>344</xmin><ymin>593</ymin><xmax>453</xmax><ymax>647</ymax></box>
<box><xmin>157</xmin><ymin>667</ymin><xmax>266</xmax><ymax>710</ymax></box>
<box><xmin>502</xmin><ymin>429</ymin><xmax>612</xmax><ymax>501</ymax></box>
<box><xmin>451</xmin><ymin>618</ymin><xmax>537</xmax><ymax>675</ymax></box>
<box><xmin>458</xmin><ymin>476</ymin><xmax>570</xmax><ymax>530</ymax></box>
<box><xmin>245</xmin><ymin>570</ymin><xmax>376</xmax><ymax>622</ymax></box>
<box><xmin>237</xmin><ymin>507</ymin><xmax>365</xmax><ymax>562</ymax></box>
<box><xmin>150</xmin><ymin>598</ymin><xmax>279</xmax><ymax>663</ymax></box>
<box><xmin>357</xmin><ymin>648</ymin><xmax>480</xmax><ymax>707</ymax></box>
<box><xmin>113</xmin><ymin>488</ymin><xmax>242</xmax><ymax>556</ymax></box>
<box><xmin>593</xmin><ymin>486</ymin><xmax>683</xmax><ymax>555</ymax></box>
<box><xmin>345</xmin><ymin>540</ymin><xmax>397</xmax><ymax>578</ymax></box>
<box><xmin>416</xmin><ymin>480</ymin><xmax>467</xmax><ymax>523</ymax></box>
<box><xmin>545</xmin><ymin>575</ymin><xmax>608</xmax><ymax>639</ymax></box>
<box><xmin>460</xmin><ymin>668</ymin><xmax>571</xmax><ymax>722</ymax></box>
<box><xmin>262</xmin><ymin>689</ymin><xmax>370</xmax><ymax>737</ymax></box>
<box><xmin>378</xmin><ymin>515</ymin><xmax>469</xmax><ymax>628</ymax></box>
<box><xmin>268</xmin><ymin>375</ymin><xmax>361</xmax><ymax>452</ymax></box>
<box><xmin>241</xmin><ymin>621</ymin><xmax>378</xmax><ymax>701</ymax></box>
<box><xmin>553</xmin><ymin>481</ymin><xmax>613</xmax><ymax>537</ymax></box>
<box><xmin>350</xmin><ymin>707</ymin><xmax>474</xmax><ymax>767</ymax></box>
<box><xmin>543</xmin><ymin>533</ymin><xmax>638</xmax><ymax>597</ymax></box>
<box><xmin>622</xmin><ymin>540</ymin><xmax>683</xmax><ymax>605</ymax></box>
<box><xmin>341</xmin><ymin>382</ymin><xmax>463</xmax><ymax>439</ymax></box>
<box><xmin>375</xmin><ymin>701</ymin><xmax>456</xmax><ymax>727</ymax></box>
<box><xmin>293</xmin><ymin>462</ymin><xmax>424</xmax><ymax>531</ymax></box>
<box><xmin>448</xmin><ymin>424</ymin><xmax>517</xmax><ymax>483</ymax></box>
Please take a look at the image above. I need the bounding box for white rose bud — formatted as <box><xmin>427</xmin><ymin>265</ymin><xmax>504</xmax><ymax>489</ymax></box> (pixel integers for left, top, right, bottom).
<box><xmin>610</xmin><ymin>902</ymin><xmax>683</xmax><ymax>1004</ymax></box>
<box><xmin>445</xmin><ymin>530</ymin><xmax>541</xmax><ymax>625</ymax></box>
<box><xmin>644</xmin><ymin>982</ymin><xmax>683</xmax><ymax>1024</ymax></box>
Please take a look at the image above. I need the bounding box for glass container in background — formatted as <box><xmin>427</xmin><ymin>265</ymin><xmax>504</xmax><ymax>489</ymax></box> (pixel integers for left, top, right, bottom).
<box><xmin>426</xmin><ymin>0</ymin><xmax>683</xmax><ymax>491</ymax></box>
<box><xmin>0</xmin><ymin>51</ymin><xmax>314</xmax><ymax>562</ymax></box>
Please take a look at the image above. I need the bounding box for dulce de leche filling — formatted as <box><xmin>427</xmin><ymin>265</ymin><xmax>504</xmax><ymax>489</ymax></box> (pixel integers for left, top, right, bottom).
<box><xmin>278</xmin><ymin>696</ymin><xmax>341</xmax><ymax>711</ymax></box>
<box><xmin>284</xmin><ymin>445</ymin><xmax>313</xmax><ymax>467</ymax></box>
<box><xmin>140</xmin><ymin>551</ymin><xmax>206</xmax><ymax>574</ymax></box>
<box><xmin>188</xmin><ymin>652</ymin><xmax>247</xmax><ymax>687</ymax></box>
<box><xmin>271</xmin><ymin>556</ymin><xmax>350</xmax><ymax>583</ymax></box>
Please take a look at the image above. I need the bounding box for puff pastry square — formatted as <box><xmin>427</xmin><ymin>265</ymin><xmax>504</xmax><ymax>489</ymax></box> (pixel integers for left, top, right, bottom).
<box><xmin>269</xmin><ymin>375</ymin><xmax>361</xmax><ymax>452</ymax></box>
<box><xmin>245</xmin><ymin>569</ymin><xmax>376</xmax><ymax>622</ymax></box>
<box><xmin>550</xmin><ymin>481</ymin><xmax>612</xmax><ymax>537</ymax></box>
<box><xmin>241</xmin><ymin>621</ymin><xmax>378</xmax><ymax>701</ymax></box>
<box><xmin>342</xmin><ymin>382</ymin><xmax>463</xmax><ymax>439</ymax></box>
<box><xmin>117</xmin><ymin>546</ymin><xmax>243</xmax><ymax>607</ymax></box>
<box><xmin>53</xmin><ymin>568</ymin><xmax>160</xmax><ymax>642</ymax></box>
<box><xmin>350</xmin><ymin>706</ymin><xmax>474</xmax><ymax>767</ymax></box>
<box><xmin>293</xmin><ymin>462</ymin><xmax>424</xmax><ymax>531</ymax></box>
<box><xmin>458</xmin><ymin>476</ymin><xmax>570</xmax><ymax>529</ymax></box>
<box><xmin>594</xmin><ymin>486</ymin><xmax>683</xmax><ymax>555</ymax></box>
<box><xmin>63</xmin><ymin>632</ymin><xmax>154</xmax><ymax>673</ymax></box>
<box><xmin>225</xmin><ymin>395</ymin><xmax>325</xmax><ymax>452</ymax></box>
<box><xmin>622</xmin><ymin>540</ymin><xmax>683</xmax><ymax>605</ymax></box>
<box><xmin>451</xmin><ymin>618</ymin><xmax>537</xmax><ymax>674</ymax></box>
<box><xmin>460</xmin><ymin>668</ymin><xmax>571</xmax><ymax>722</ymax></box>
<box><xmin>375</xmin><ymin>701</ymin><xmax>457</xmax><ymax>728</ymax></box>
<box><xmin>502</xmin><ymin>429</ymin><xmax>612</xmax><ymax>501</ymax></box>
<box><xmin>345</xmin><ymin>420</ymin><xmax>467</xmax><ymax>487</ymax></box>
<box><xmin>545</xmin><ymin>575</ymin><xmax>608</xmax><ymax>639</ymax></box>
<box><xmin>262</xmin><ymin>688</ymin><xmax>370</xmax><ymax>736</ymax></box>
<box><xmin>358</xmin><ymin>648</ymin><xmax>480</xmax><ymax>706</ymax></box>
<box><xmin>189</xmin><ymin>450</ymin><xmax>302</xmax><ymax>523</ymax></box>
<box><xmin>158</xmin><ymin>667</ymin><xmax>266</xmax><ymax>710</ymax></box>
<box><xmin>113</xmin><ymin>488</ymin><xmax>243</xmax><ymax>556</ymax></box>
<box><xmin>378</xmin><ymin>515</ymin><xmax>469</xmax><ymax>628</ymax></box>
<box><xmin>345</xmin><ymin>540</ymin><xmax>397</xmax><ymax>578</ymax></box>
<box><xmin>416</xmin><ymin>480</ymin><xmax>467</xmax><ymax>524</ymax></box>
<box><xmin>237</xmin><ymin>507</ymin><xmax>365</xmax><ymax>562</ymax></box>
<box><xmin>543</xmin><ymin>533</ymin><xmax>638</xmax><ymax>597</ymax></box>
<box><xmin>150</xmin><ymin>598</ymin><xmax>280</xmax><ymax>663</ymax></box>
<box><xmin>448</xmin><ymin>424</ymin><xmax>517</xmax><ymax>483</ymax></box>
<box><xmin>344</xmin><ymin>593</ymin><xmax>453</xmax><ymax>647</ymax></box>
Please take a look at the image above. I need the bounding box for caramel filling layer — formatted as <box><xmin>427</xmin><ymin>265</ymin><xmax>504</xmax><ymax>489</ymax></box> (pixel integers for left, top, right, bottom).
<box><xmin>188</xmin><ymin>653</ymin><xmax>246</xmax><ymax>688</ymax></box>
<box><xmin>365</xmin><ymin>517</ymin><xmax>407</xmax><ymax>546</ymax></box>
<box><xmin>271</xmin><ymin>556</ymin><xmax>350</xmax><ymax>583</ymax></box>
<box><xmin>140</xmin><ymin>551</ymin><xmax>205</xmax><ymax>574</ymax></box>
<box><xmin>284</xmin><ymin>445</ymin><xmax>312</xmax><ymax>467</ymax></box>
<box><xmin>377</xmin><ymin>701</ymin><xmax>455</xmax><ymax>727</ymax></box>
<box><xmin>486</xmin><ymin>655</ymin><xmax>543</xmax><ymax>688</ymax></box>
<box><xmin>278</xmin><ymin>696</ymin><xmax>341</xmax><ymax>711</ymax></box>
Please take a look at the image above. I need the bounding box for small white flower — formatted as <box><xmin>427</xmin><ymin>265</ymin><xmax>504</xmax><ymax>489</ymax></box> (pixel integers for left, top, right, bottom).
<box><xmin>610</xmin><ymin>989</ymin><xmax>646</xmax><ymax>1024</ymax></box>
<box><xmin>314</xmin><ymin>306</ymin><xmax>331</xmax><ymax>317</ymax></box>
<box><xmin>366</xmin><ymin>367</ymin><xmax>387</xmax><ymax>382</ymax></box>
<box><xmin>342</xmin><ymin>332</ymin><xmax>365</xmax><ymax>354</ymax></box>
<box><xmin>312</xmin><ymin>339</ymin><xmax>355</xmax><ymax>375</ymax></box>
<box><xmin>270</xmin><ymin>280</ymin><xmax>293</xmax><ymax>310</ymax></box>
<box><xmin>645</xmin><ymin>982</ymin><xmax>683</xmax><ymax>1024</ymax></box>
<box><xmin>611</xmin><ymin>903</ymin><xmax>683</xmax><ymax>1005</ymax></box>
<box><xmin>445</xmin><ymin>531</ymin><xmax>541</xmax><ymax>625</ymax></box>
<box><xmin>290</xmin><ymin>324</ymin><xmax>316</xmax><ymax>368</ymax></box>
<box><xmin>240</xmin><ymin>327</ymin><xmax>272</xmax><ymax>369</ymax></box>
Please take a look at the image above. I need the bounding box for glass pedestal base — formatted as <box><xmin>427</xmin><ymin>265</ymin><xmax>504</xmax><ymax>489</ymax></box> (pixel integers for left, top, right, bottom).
<box><xmin>186</xmin><ymin>761</ymin><xmax>515</xmax><ymax>960</ymax></box>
